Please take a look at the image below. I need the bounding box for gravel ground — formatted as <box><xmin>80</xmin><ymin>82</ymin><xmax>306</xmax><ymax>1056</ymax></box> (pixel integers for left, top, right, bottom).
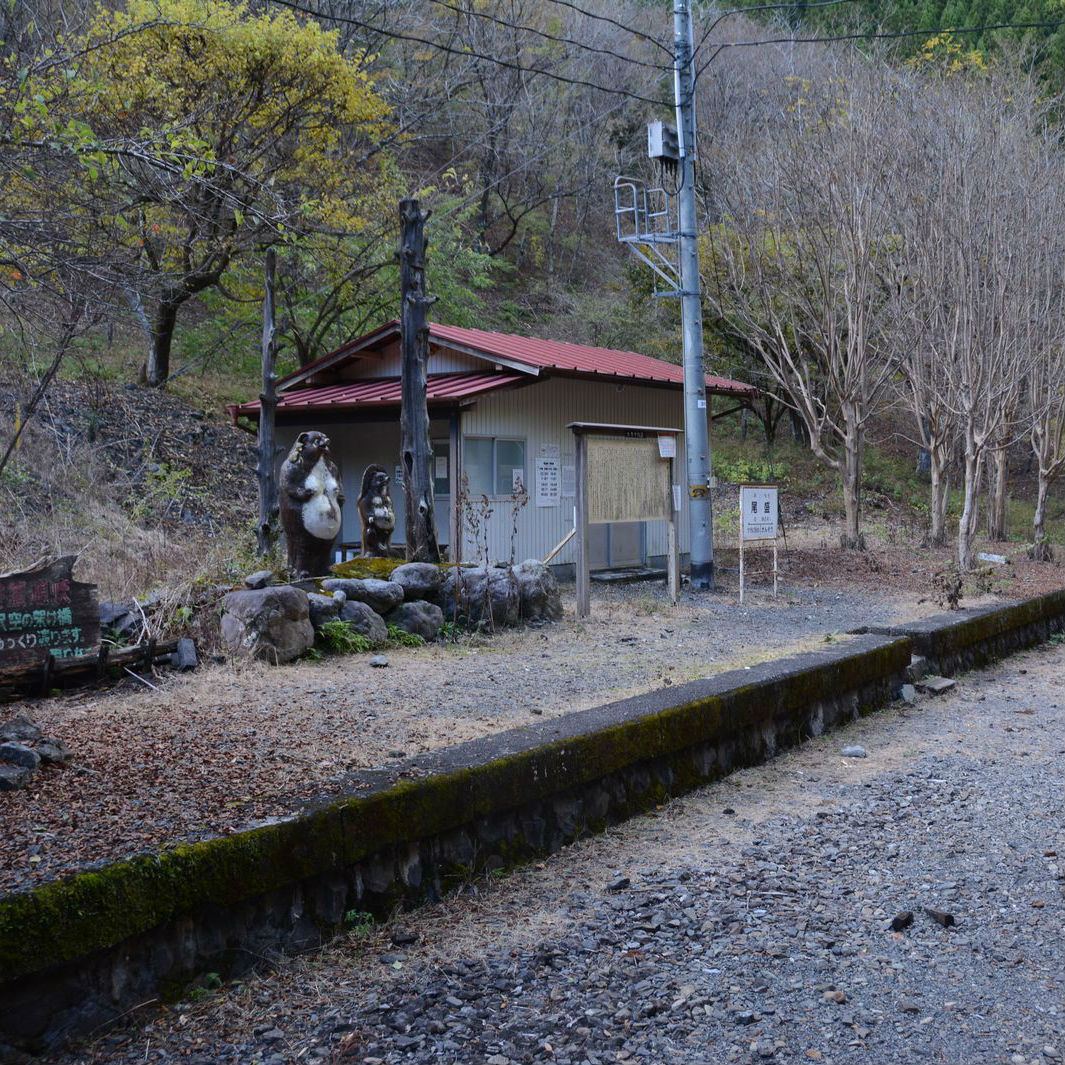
<box><xmin>53</xmin><ymin>640</ymin><xmax>1065</xmax><ymax>1065</ymax></box>
<box><xmin>2</xmin><ymin>575</ymin><xmax>941</xmax><ymax>893</ymax></box>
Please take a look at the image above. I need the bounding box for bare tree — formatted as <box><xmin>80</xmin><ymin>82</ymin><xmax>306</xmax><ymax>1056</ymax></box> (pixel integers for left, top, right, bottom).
<box><xmin>704</xmin><ymin>53</ymin><xmax>900</xmax><ymax>548</ymax></box>
<box><xmin>912</xmin><ymin>73</ymin><xmax>1052</xmax><ymax>570</ymax></box>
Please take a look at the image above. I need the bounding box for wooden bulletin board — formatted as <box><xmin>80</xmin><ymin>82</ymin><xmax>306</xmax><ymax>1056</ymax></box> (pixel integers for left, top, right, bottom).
<box><xmin>571</xmin><ymin>423</ymin><xmax>680</xmax><ymax>618</ymax></box>
<box><xmin>586</xmin><ymin>436</ymin><xmax>671</xmax><ymax>524</ymax></box>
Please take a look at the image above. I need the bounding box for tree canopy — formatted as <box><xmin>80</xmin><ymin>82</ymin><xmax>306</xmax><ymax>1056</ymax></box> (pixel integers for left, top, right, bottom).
<box><xmin>14</xmin><ymin>0</ymin><xmax>392</xmax><ymax>384</ymax></box>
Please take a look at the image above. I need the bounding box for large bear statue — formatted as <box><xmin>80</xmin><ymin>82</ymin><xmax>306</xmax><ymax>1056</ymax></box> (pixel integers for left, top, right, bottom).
<box><xmin>279</xmin><ymin>430</ymin><xmax>344</xmax><ymax>578</ymax></box>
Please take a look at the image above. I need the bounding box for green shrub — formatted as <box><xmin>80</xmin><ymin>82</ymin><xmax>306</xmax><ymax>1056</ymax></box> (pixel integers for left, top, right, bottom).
<box><xmin>387</xmin><ymin>624</ymin><xmax>425</xmax><ymax>647</ymax></box>
<box><xmin>343</xmin><ymin>909</ymin><xmax>375</xmax><ymax>936</ymax></box>
<box><xmin>712</xmin><ymin>455</ymin><xmax>787</xmax><ymax>485</ymax></box>
<box><xmin>317</xmin><ymin>619</ymin><xmax>373</xmax><ymax>654</ymax></box>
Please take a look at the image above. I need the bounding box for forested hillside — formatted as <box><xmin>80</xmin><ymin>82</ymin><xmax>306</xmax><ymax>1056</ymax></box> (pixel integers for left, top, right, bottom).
<box><xmin>3</xmin><ymin>0</ymin><xmax>1065</xmax><ymax>591</ymax></box>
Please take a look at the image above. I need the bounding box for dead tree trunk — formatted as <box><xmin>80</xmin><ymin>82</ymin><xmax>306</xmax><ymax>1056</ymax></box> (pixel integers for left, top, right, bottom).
<box><xmin>399</xmin><ymin>199</ymin><xmax>440</xmax><ymax>563</ymax></box>
<box><xmin>256</xmin><ymin>249</ymin><xmax>280</xmax><ymax>557</ymax></box>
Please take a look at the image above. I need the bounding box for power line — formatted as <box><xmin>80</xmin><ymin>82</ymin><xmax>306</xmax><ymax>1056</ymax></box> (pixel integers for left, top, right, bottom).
<box><xmin>426</xmin><ymin>0</ymin><xmax>668</xmax><ymax>71</ymax></box>
<box><xmin>265</xmin><ymin>0</ymin><xmax>672</xmax><ymax>107</ymax></box>
<box><xmin>694</xmin><ymin>17</ymin><xmax>1065</xmax><ymax>84</ymax></box>
<box><xmin>535</xmin><ymin>0</ymin><xmax>673</xmax><ymax>57</ymax></box>
<box><xmin>696</xmin><ymin>0</ymin><xmax>860</xmax><ymax>56</ymax></box>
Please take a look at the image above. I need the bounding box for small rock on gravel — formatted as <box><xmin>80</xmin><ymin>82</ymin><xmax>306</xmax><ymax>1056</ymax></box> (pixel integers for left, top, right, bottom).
<box><xmin>370</xmin><ymin>655</ymin><xmax>389</xmax><ymax>668</ymax></box>
<box><xmin>925</xmin><ymin>908</ymin><xmax>955</xmax><ymax>928</ymax></box>
<box><xmin>918</xmin><ymin>675</ymin><xmax>956</xmax><ymax>695</ymax></box>
<box><xmin>889</xmin><ymin>911</ymin><xmax>914</xmax><ymax>932</ymax></box>
<box><xmin>840</xmin><ymin>745</ymin><xmax>867</xmax><ymax>758</ymax></box>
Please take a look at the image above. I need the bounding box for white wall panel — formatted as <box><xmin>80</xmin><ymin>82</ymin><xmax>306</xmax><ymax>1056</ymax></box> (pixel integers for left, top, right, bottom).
<box><xmin>458</xmin><ymin>377</ymin><xmax>691</xmax><ymax>565</ymax></box>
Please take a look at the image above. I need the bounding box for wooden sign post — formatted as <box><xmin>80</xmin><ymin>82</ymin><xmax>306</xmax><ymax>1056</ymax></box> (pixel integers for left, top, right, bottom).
<box><xmin>0</xmin><ymin>556</ymin><xmax>99</xmax><ymax>669</ymax></box>
<box><xmin>739</xmin><ymin>484</ymin><xmax>779</xmax><ymax>605</ymax></box>
<box><xmin>572</xmin><ymin>423</ymin><xmax>680</xmax><ymax>618</ymax></box>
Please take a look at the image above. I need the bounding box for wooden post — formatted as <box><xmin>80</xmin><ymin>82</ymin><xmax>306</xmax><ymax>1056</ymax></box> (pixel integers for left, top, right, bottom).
<box><xmin>256</xmin><ymin>249</ymin><xmax>280</xmax><ymax>557</ymax></box>
<box><xmin>575</xmin><ymin>431</ymin><xmax>590</xmax><ymax>618</ymax></box>
<box><xmin>739</xmin><ymin>536</ymin><xmax>745</xmax><ymax>605</ymax></box>
<box><xmin>399</xmin><ymin>198</ymin><xmax>440</xmax><ymax>563</ymax></box>
<box><xmin>449</xmin><ymin>412</ymin><xmax>461</xmax><ymax>564</ymax></box>
<box><xmin>667</xmin><ymin>456</ymin><xmax>679</xmax><ymax>605</ymax></box>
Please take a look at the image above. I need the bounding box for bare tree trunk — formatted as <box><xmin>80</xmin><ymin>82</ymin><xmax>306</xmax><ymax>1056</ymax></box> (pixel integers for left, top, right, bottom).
<box><xmin>958</xmin><ymin>439</ymin><xmax>982</xmax><ymax>571</ymax></box>
<box><xmin>840</xmin><ymin>426</ymin><xmax>864</xmax><ymax>550</ymax></box>
<box><xmin>145</xmin><ymin>299</ymin><xmax>179</xmax><ymax>387</ymax></box>
<box><xmin>399</xmin><ymin>198</ymin><xmax>440</xmax><ymax>563</ymax></box>
<box><xmin>256</xmin><ymin>249</ymin><xmax>280</xmax><ymax>557</ymax></box>
<box><xmin>929</xmin><ymin>441</ymin><xmax>949</xmax><ymax>547</ymax></box>
<box><xmin>986</xmin><ymin>446</ymin><xmax>1010</xmax><ymax>540</ymax></box>
<box><xmin>1031</xmin><ymin>473</ymin><xmax>1052</xmax><ymax>559</ymax></box>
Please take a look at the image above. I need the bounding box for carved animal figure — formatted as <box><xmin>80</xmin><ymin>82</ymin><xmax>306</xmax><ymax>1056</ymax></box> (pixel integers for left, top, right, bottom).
<box><xmin>357</xmin><ymin>464</ymin><xmax>396</xmax><ymax>557</ymax></box>
<box><xmin>280</xmin><ymin>431</ymin><xmax>344</xmax><ymax>578</ymax></box>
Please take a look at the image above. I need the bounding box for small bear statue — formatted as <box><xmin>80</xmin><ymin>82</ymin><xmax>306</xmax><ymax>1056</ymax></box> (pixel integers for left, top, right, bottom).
<box><xmin>357</xmin><ymin>464</ymin><xmax>396</xmax><ymax>557</ymax></box>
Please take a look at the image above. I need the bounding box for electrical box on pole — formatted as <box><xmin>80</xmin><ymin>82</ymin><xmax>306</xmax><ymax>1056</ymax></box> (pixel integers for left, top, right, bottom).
<box><xmin>647</xmin><ymin>120</ymin><xmax>680</xmax><ymax>163</ymax></box>
<box><xmin>612</xmin><ymin>0</ymin><xmax>715</xmax><ymax>589</ymax></box>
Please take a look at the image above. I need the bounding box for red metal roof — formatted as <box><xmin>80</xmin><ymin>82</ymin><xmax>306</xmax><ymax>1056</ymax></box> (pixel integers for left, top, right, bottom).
<box><xmin>229</xmin><ymin>372</ymin><xmax>523</xmax><ymax>419</ymax></box>
<box><xmin>428</xmin><ymin>322</ymin><xmax>754</xmax><ymax>395</ymax></box>
<box><xmin>280</xmin><ymin>320</ymin><xmax>756</xmax><ymax>398</ymax></box>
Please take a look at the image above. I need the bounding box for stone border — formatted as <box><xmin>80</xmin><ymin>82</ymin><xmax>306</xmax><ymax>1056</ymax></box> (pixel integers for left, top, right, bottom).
<box><xmin>854</xmin><ymin>587</ymin><xmax>1065</xmax><ymax>676</ymax></box>
<box><xmin>2</xmin><ymin>586</ymin><xmax>1064</xmax><ymax>1056</ymax></box>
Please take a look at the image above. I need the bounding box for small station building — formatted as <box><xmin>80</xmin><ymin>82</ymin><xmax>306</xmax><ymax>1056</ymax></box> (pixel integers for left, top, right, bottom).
<box><xmin>229</xmin><ymin>320</ymin><xmax>755</xmax><ymax>573</ymax></box>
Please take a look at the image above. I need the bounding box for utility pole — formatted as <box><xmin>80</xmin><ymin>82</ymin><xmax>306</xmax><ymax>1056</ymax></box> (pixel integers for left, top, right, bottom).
<box><xmin>399</xmin><ymin>198</ymin><xmax>441</xmax><ymax>563</ymax></box>
<box><xmin>673</xmin><ymin>0</ymin><xmax>714</xmax><ymax>590</ymax></box>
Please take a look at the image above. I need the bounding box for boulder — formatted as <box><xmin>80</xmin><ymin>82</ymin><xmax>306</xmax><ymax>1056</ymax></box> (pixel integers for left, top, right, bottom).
<box><xmin>220</xmin><ymin>586</ymin><xmax>314</xmax><ymax>664</ymax></box>
<box><xmin>512</xmin><ymin>559</ymin><xmax>563</xmax><ymax>622</ymax></box>
<box><xmin>36</xmin><ymin>738</ymin><xmax>72</xmax><ymax>766</ymax></box>
<box><xmin>0</xmin><ymin>715</ymin><xmax>41</xmax><ymax>743</ymax></box>
<box><xmin>307</xmin><ymin>592</ymin><xmax>342</xmax><ymax>629</ymax></box>
<box><xmin>0</xmin><ymin>742</ymin><xmax>41</xmax><ymax>771</ymax></box>
<box><xmin>0</xmin><ymin>764</ymin><xmax>32</xmax><ymax>791</ymax></box>
<box><xmin>391</xmin><ymin>562</ymin><xmax>444</xmax><ymax>602</ymax></box>
<box><xmin>99</xmin><ymin>600</ymin><xmax>139</xmax><ymax>641</ymax></box>
<box><xmin>244</xmin><ymin>570</ymin><xmax>274</xmax><ymax>590</ymax></box>
<box><xmin>321</xmin><ymin>578</ymin><xmax>404</xmax><ymax>615</ymax></box>
<box><xmin>441</xmin><ymin>565</ymin><xmax>519</xmax><ymax>628</ymax></box>
<box><xmin>170</xmin><ymin>637</ymin><xmax>199</xmax><ymax>672</ymax></box>
<box><xmin>339</xmin><ymin>600</ymin><xmax>388</xmax><ymax>646</ymax></box>
<box><xmin>386</xmin><ymin>600</ymin><xmax>444</xmax><ymax>642</ymax></box>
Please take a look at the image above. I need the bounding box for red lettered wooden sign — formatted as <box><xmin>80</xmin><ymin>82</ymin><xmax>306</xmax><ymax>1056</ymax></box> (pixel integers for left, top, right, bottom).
<box><xmin>0</xmin><ymin>556</ymin><xmax>99</xmax><ymax>665</ymax></box>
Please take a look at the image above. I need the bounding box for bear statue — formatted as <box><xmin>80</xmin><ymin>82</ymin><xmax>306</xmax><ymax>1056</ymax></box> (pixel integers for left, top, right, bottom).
<box><xmin>279</xmin><ymin>430</ymin><xmax>344</xmax><ymax>578</ymax></box>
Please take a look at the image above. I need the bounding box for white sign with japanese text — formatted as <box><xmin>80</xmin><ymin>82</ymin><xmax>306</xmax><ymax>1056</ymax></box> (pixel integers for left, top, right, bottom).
<box><xmin>740</xmin><ymin>485</ymin><xmax>778</xmax><ymax>541</ymax></box>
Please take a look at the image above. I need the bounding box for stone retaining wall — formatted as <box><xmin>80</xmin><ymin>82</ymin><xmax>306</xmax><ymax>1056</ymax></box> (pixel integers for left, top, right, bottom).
<box><xmin>857</xmin><ymin>587</ymin><xmax>1065</xmax><ymax>676</ymax></box>
<box><xmin>2</xmin><ymin>587</ymin><xmax>1064</xmax><ymax>1058</ymax></box>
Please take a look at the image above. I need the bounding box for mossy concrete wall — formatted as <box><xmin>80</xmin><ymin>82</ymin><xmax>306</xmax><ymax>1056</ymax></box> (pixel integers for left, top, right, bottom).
<box><xmin>0</xmin><ymin>635</ymin><xmax>907</xmax><ymax>1057</ymax></box>
<box><xmin>859</xmin><ymin>587</ymin><xmax>1065</xmax><ymax>676</ymax></box>
<box><xmin>2</xmin><ymin>586</ymin><xmax>1063</xmax><ymax>1058</ymax></box>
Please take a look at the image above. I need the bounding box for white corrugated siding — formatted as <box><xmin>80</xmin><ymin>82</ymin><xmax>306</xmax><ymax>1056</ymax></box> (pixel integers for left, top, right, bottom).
<box><xmin>458</xmin><ymin>377</ymin><xmax>691</xmax><ymax>564</ymax></box>
<box><xmin>339</xmin><ymin>344</ymin><xmax>491</xmax><ymax>379</ymax></box>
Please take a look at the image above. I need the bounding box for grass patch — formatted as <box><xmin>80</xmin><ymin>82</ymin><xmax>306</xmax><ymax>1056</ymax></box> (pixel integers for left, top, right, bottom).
<box><xmin>317</xmin><ymin>619</ymin><xmax>375</xmax><ymax>654</ymax></box>
<box><xmin>387</xmin><ymin>624</ymin><xmax>426</xmax><ymax>648</ymax></box>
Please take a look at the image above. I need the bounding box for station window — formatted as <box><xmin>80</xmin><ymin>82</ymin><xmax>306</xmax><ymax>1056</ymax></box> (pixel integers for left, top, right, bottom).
<box><xmin>463</xmin><ymin>437</ymin><xmax>526</xmax><ymax>497</ymax></box>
